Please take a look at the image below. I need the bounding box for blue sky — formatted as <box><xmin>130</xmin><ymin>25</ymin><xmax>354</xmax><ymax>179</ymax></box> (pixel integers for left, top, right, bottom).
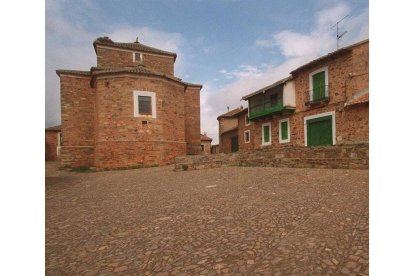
<box><xmin>46</xmin><ymin>0</ymin><xmax>369</xmax><ymax>143</ymax></box>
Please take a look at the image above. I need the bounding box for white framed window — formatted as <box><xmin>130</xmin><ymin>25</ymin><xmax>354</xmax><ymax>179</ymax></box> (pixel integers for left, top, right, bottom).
<box><xmin>261</xmin><ymin>122</ymin><xmax>271</xmax><ymax>146</ymax></box>
<box><xmin>303</xmin><ymin>111</ymin><xmax>336</xmax><ymax>146</ymax></box>
<box><xmin>133</xmin><ymin>52</ymin><xmax>142</xmax><ymax>62</ymax></box>
<box><xmin>279</xmin><ymin>118</ymin><xmax>290</xmax><ymax>143</ymax></box>
<box><xmin>133</xmin><ymin>91</ymin><xmax>156</xmax><ymax>118</ymax></box>
<box><xmin>309</xmin><ymin>66</ymin><xmax>329</xmax><ymax>101</ymax></box>
<box><xmin>244</xmin><ymin>130</ymin><xmax>250</xmax><ymax>143</ymax></box>
<box><xmin>245</xmin><ymin>114</ymin><xmax>250</xmax><ymax>126</ymax></box>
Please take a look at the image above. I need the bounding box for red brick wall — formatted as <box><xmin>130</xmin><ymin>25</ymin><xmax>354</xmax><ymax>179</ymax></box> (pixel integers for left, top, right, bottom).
<box><xmin>144</xmin><ymin>54</ymin><xmax>174</xmax><ymax>76</ymax></box>
<box><xmin>250</xmin><ymin>116</ymin><xmax>295</xmax><ymax>149</ymax></box>
<box><xmin>59</xmin><ymin>74</ymin><xmax>95</xmax><ymax>166</ymax></box>
<box><xmin>338</xmin><ymin>104</ymin><xmax>369</xmax><ymax>144</ymax></box>
<box><xmin>93</xmin><ymin>74</ymin><xmax>188</xmax><ymax>168</ymax></box>
<box><xmin>184</xmin><ymin>86</ymin><xmax>201</xmax><ymax>155</ymax></box>
<box><xmin>96</xmin><ymin>46</ymin><xmax>174</xmax><ymax>75</ymax></box>
<box><xmin>45</xmin><ymin>131</ymin><xmax>59</xmax><ymax>161</ymax></box>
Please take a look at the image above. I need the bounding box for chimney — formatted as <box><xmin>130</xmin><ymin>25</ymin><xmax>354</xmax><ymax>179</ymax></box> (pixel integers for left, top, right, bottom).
<box><xmin>227</xmin><ymin>106</ymin><xmax>229</xmax><ymax>112</ymax></box>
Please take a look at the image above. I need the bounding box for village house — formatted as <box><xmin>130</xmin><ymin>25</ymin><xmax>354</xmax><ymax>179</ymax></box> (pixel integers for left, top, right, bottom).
<box><xmin>45</xmin><ymin>125</ymin><xmax>62</xmax><ymax>161</ymax></box>
<box><xmin>57</xmin><ymin>36</ymin><xmax>202</xmax><ymax>169</ymax></box>
<box><xmin>200</xmin><ymin>133</ymin><xmax>213</xmax><ymax>154</ymax></box>
<box><xmin>240</xmin><ymin>39</ymin><xmax>368</xmax><ymax>148</ymax></box>
<box><xmin>217</xmin><ymin>107</ymin><xmax>242</xmax><ymax>153</ymax></box>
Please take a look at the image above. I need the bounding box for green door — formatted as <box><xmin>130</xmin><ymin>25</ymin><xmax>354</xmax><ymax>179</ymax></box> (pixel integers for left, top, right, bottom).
<box><xmin>231</xmin><ymin>136</ymin><xmax>239</xmax><ymax>152</ymax></box>
<box><xmin>307</xmin><ymin>115</ymin><xmax>333</xmax><ymax>146</ymax></box>
<box><xmin>312</xmin><ymin>71</ymin><xmax>326</xmax><ymax>100</ymax></box>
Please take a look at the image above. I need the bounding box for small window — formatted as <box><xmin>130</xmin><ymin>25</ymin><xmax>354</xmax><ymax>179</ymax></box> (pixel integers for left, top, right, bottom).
<box><xmin>201</xmin><ymin>145</ymin><xmax>205</xmax><ymax>152</ymax></box>
<box><xmin>244</xmin><ymin>130</ymin><xmax>250</xmax><ymax>143</ymax></box>
<box><xmin>309</xmin><ymin>67</ymin><xmax>328</xmax><ymax>101</ymax></box>
<box><xmin>279</xmin><ymin>118</ymin><xmax>290</xmax><ymax>143</ymax></box>
<box><xmin>58</xmin><ymin>132</ymin><xmax>62</xmax><ymax>146</ymax></box>
<box><xmin>262</xmin><ymin>122</ymin><xmax>271</xmax><ymax>145</ymax></box>
<box><xmin>245</xmin><ymin>114</ymin><xmax>250</xmax><ymax>126</ymax></box>
<box><xmin>138</xmin><ymin>96</ymin><xmax>152</xmax><ymax>115</ymax></box>
<box><xmin>133</xmin><ymin>52</ymin><xmax>142</xmax><ymax>62</ymax></box>
<box><xmin>133</xmin><ymin>91</ymin><xmax>156</xmax><ymax>118</ymax></box>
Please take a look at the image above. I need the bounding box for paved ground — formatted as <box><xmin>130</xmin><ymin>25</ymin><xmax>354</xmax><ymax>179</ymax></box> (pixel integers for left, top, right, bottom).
<box><xmin>46</xmin><ymin>164</ymin><xmax>368</xmax><ymax>275</ymax></box>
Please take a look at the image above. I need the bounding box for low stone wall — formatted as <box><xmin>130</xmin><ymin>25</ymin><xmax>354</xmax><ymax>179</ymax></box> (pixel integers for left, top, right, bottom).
<box><xmin>175</xmin><ymin>143</ymin><xmax>368</xmax><ymax>170</ymax></box>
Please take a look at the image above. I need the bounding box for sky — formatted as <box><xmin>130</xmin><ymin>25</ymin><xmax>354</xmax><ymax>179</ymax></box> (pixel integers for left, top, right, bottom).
<box><xmin>46</xmin><ymin>0</ymin><xmax>369</xmax><ymax>143</ymax></box>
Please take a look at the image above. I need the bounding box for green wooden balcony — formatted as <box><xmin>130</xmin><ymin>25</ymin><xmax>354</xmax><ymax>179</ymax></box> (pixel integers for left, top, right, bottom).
<box><xmin>249</xmin><ymin>101</ymin><xmax>284</xmax><ymax>120</ymax></box>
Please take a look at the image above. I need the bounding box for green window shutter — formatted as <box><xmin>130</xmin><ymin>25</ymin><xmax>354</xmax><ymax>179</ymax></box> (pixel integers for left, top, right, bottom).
<box><xmin>281</xmin><ymin>121</ymin><xmax>288</xmax><ymax>140</ymax></box>
<box><xmin>312</xmin><ymin>71</ymin><xmax>326</xmax><ymax>100</ymax></box>
<box><xmin>263</xmin><ymin>125</ymin><xmax>270</xmax><ymax>143</ymax></box>
<box><xmin>307</xmin><ymin>116</ymin><xmax>333</xmax><ymax>146</ymax></box>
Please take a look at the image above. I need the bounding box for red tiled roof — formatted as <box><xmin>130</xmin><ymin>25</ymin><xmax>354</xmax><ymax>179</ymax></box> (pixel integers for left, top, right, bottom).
<box><xmin>217</xmin><ymin>107</ymin><xmax>247</xmax><ymax>119</ymax></box>
<box><xmin>56</xmin><ymin>70</ymin><xmax>91</xmax><ymax>77</ymax></box>
<box><xmin>89</xmin><ymin>65</ymin><xmax>202</xmax><ymax>88</ymax></box>
<box><xmin>93</xmin><ymin>37</ymin><xmax>177</xmax><ymax>61</ymax></box>
<box><xmin>46</xmin><ymin>125</ymin><xmax>61</xmax><ymax>131</ymax></box>
<box><xmin>200</xmin><ymin>134</ymin><xmax>213</xmax><ymax>141</ymax></box>
<box><xmin>290</xmin><ymin>39</ymin><xmax>369</xmax><ymax>75</ymax></box>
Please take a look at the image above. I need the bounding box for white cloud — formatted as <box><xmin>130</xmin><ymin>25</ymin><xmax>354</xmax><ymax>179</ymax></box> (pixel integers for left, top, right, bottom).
<box><xmin>219</xmin><ymin>64</ymin><xmax>265</xmax><ymax>79</ymax></box>
<box><xmin>202</xmin><ymin>2</ymin><xmax>368</xmax><ymax>144</ymax></box>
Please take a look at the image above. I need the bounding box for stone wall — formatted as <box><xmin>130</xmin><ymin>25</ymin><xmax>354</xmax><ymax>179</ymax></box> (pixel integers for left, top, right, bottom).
<box><xmin>175</xmin><ymin>144</ymin><xmax>368</xmax><ymax>171</ymax></box>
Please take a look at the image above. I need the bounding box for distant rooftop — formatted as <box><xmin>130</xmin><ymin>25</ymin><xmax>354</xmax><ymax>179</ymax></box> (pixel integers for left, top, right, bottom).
<box><xmin>290</xmin><ymin>39</ymin><xmax>369</xmax><ymax>75</ymax></box>
<box><xmin>93</xmin><ymin>36</ymin><xmax>177</xmax><ymax>61</ymax></box>
<box><xmin>200</xmin><ymin>133</ymin><xmax>213</xmax><ymax>142</ymax></box>
<box><xmin>217</xmin><ymin>107</ymin><xmax>247</xmax><ymax>120</ymax></box>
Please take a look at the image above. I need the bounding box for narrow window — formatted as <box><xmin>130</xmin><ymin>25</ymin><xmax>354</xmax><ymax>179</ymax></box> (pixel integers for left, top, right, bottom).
<box><xmin>245</xmin><ymin>114</ymin><xmax>250</xmax><ymax>126</ymax></box>
<box><xmin>244</xmin><ymin>130</ymin><xmax>250</xmax><ymax>143</ymax></box>
<box><xmin>312</xmin><ymin>71</ymin><xmax>325</xmax><ymax>100</ymax></box>
<box><xmin>134</xmin><ymin>52</ymin><xmax>142</xmax><ymax>62</ymax></box>
<box><xmin>279</xmin><ymin>118</ymin><xmax>290</xmax><ymax>143</ymax></box>
<box><xmin>138</xmin><ymin>96</ymin><xmax>152</xmax><ymax>115</ymax></box>
<box><xmin>262</xmin><ymin>123</ymin><xmax>271</xmax><ymax>145</ymax></box>
<box><xmin>281</xmin><ymin>122</ymin><xmax>288</xmax><ymax>140</ymax></box>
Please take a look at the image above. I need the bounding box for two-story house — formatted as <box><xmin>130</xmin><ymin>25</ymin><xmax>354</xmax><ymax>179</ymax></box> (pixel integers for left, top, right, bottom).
<box><xmin>56</xmin><ymin>36</ymin><xmax>202</xmax><ymax>169</ymax></box>
<box><xmin>241</xmin><ymin>39</ymin><xmax>368</xmax><ymax>148</ymax></box>
<box><xmin>241</xmin><ymin>76</ymin><xmax>296</xmax><ymax>148</ymax></box>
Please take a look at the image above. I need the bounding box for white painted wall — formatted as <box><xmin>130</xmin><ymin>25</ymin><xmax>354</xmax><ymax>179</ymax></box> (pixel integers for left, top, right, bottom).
<box><xmin>283</xmin><ymin>80</ymin><xmax>296</xmax><ymax>107</ymax></box>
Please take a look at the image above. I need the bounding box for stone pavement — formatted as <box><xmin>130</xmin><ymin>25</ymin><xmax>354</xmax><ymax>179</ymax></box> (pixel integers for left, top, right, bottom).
<box><xmin>46</xmin><ymin>166</ymin><xmax>368</xmax><ymax>275</ymax></box>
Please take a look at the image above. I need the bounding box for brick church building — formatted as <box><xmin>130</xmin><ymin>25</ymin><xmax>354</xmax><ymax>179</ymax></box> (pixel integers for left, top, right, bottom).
<box><xmin>57</xmin><ymin>37</ymin><xmax>202</xmax><ymax>169</ymax></box>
